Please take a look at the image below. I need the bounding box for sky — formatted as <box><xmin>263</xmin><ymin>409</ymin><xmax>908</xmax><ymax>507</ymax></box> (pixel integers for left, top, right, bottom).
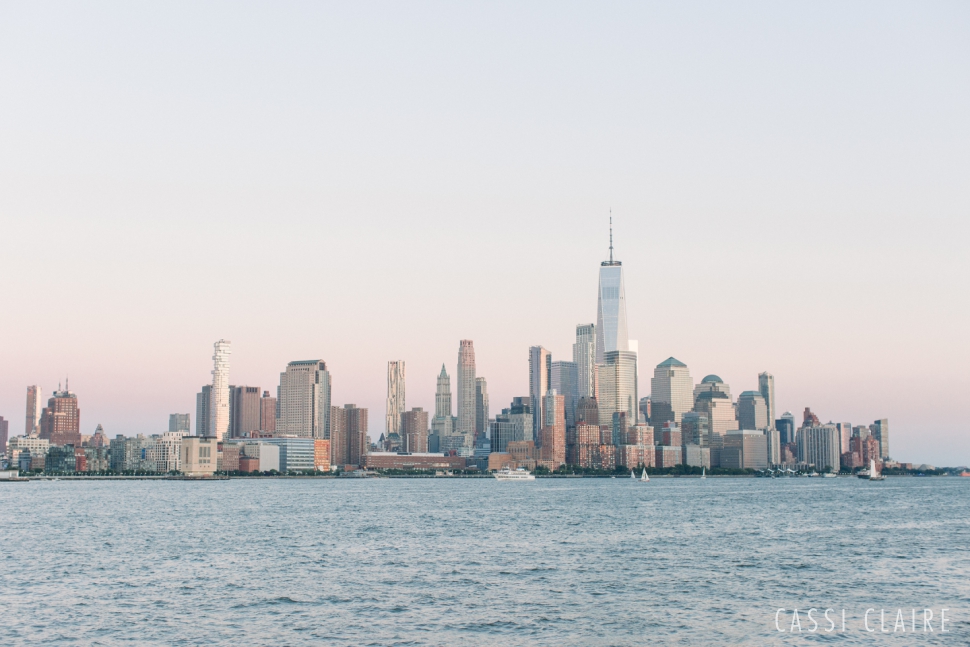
<box><xmin>1</xmin><ymin>1</ymin><xmax>968</xmax><ymax>466</ymax></box>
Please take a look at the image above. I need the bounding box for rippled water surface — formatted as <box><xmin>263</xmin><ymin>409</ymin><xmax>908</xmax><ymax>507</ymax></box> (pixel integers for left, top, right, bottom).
<box><xmin>2</xmin><ymin>476</ymin><xmax>968</xmax><ymax>645</ymax></box>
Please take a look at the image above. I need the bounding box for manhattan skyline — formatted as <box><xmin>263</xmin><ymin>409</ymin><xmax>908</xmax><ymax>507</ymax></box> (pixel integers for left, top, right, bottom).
<box><xmin>1</xmin><ymin>3</ymin><xmax>968</xmax><ymax>466</ymax></box>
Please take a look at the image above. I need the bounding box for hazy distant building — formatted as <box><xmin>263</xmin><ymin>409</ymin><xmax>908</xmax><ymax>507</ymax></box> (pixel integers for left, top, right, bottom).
<box><xmin>455</xmin><ymin>341</ymin><xmax>476</xmax><ymax>448</ymax></box>
<box><xmin>870</xmin><ymin>419</ymin><xmax>890</xmax><ymax>459</ymax></box>
<box><xmin>650</xmin><ymin>358</ymin><xmax>692</xmax><ymax>425</ymax></box>
<box><xmin>758</xmin><ymin>372</ymin><xmax>775</xmax><ymax>430</ymax></box>
<box><xmin>529</xmin><ymin>346</ymin><xmax>552</xmax><ymax>438</ymax></box>
<box><xmin>196</xmin><ymin>385</ymin><xmax>211</xmax><ymax>437</ymax></box>
<box><xmin>737</xmin><ymin>391</ymin><xmax>769</xmax><ymax>431</ymax></box>
<box><xmin>550</xmin><ymin>360</ymin><xmax>579</xmax><ymax>428</ymax></box>
<box><xmin>39</xmin><ymin>384</ymin><xmax>81</xmax><ymax>447</ymax></box>
<box><xmin>693</xmin><ymin>387</ymin><xmax>737</xmax><ymax>437</ymax></box>
<box><xmin>402</xmin><ymin>407</ymin><xmax>429</xmax><ymax>453</ymax></box>
<box><xmin>797</xmin><ymin>424</ymin><xmax>840</xmax><ymax>472</ymax></box>
<box><xmin>260</xmin><ymin>391</ymin><xmax>276</xmax><ymax>433</ymax></box>
<box><xmin>208</xmin><ymin>340</ymin><xmax>232</xmax><ymax>441</ymax></box>
<box><xmin>168</xmin><ymin>413</ymin><xmax>190</xmax><ymax>434</ymax></box>
<box><xmin>491</xmin><ymin>397</ymin><xmax>533</xmax><ymax>454</ymax></box>
<box><xmin>573</xmin><ymin>324</ymin><xmax>597</xmax><ymax>398</ymax></box>
<box><xmin>595</xmin><ymin>227</ymin><xmax>629</xmax><ymax>363</ymax></box>
<box><xmin>386</xmin><ymin>361</ymin><xmax>406</xmax><ymax>437</ymax></box>
<box><xmin>475</xmin><ymin>377</ymin><xmax>489</xmax><ymax>441</ymax></box>
<box><xmin>276</xmin><ymin>360</ymin><xmax>331</xmax><ymax>439</ymax></box>
<box><xmin>776</xmin><ymin>413</ymin><xmax>795</xmax><ymax>445</ymax></box>
<box><xmin>25</xmin><ymin>386</ymin><xmax>43</xmax><ymax>436</ymax></box>
<box><xmin>230</xmin><ymin>386</ymin><xmax>261</xmax><ymax>438</ymax></box>
<box><xmin>722</xmin><ymin>430</ymin><xmax>768</xmax><ymax>470</ymax></box>
<box><xmin>693</xmin><ymin>375</ymin><xmax>732</xmax><ymax>405</ymax></box>
<box><xmin>430</xmin><ymin>364</ymin><xmax>454</xmax><ymax>450</ymax></box>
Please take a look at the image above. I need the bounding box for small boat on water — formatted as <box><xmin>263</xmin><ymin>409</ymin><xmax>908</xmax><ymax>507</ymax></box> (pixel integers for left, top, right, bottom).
<box><xmin>631</xmin><ymin>470</ymin><xmax>636</xmax><ymax>480</ymax></box>
<box><xmin>494</xmin><ymin>467</ymin><xmax>535</xmax><ymax>481</ymax></box>
<box><xmin>640</xmin><ymin>468</ymin><xmax>649</xmax><ymax>483</ymax></box>
<box><xmin>701</xmin><ymin>467</ymin><xmax>706</xmax><ymax>480</ymax></box>
<box><xmin>868</xmin><ymin>459</ymin><xmax>886</xmax><ymax>481</ymax></box>
<box><xmin>823</xmin><ymin>472</ymin><xmax>838</xmax><ymax>478</ymax></box>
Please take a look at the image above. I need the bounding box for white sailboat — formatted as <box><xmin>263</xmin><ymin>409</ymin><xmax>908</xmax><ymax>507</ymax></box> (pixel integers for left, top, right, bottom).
<box><xmin>868</xmin><ymin>459</ymin><xmax>886</xmax><ymax>481</ymax></box>
<box><xmin>640</xmin><ymin>468</ymin><xmax>649</xmax><ymax>482</ymax></box>
<box><xmin>631</xmin><ymin>470</ymin><xmax>636</xmax><ymax>479</ymax></box>
<box><xmin>701</xmin><ymin>467</ymin><xmax>706</xmax><ymax>480</ymax></box>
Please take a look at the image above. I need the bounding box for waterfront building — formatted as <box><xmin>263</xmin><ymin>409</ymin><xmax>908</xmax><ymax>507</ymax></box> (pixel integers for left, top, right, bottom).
<box><xmin>757</xmin><ymin>372</ymin><xmax>775</xmax><ymax>430</ymax></box>
<box><xmin>721</xmin><ymin>430</ymin><xmax>768</xmax><ymax>470</ymax></box>
<box><xmin>598</xmin><ymin>350</ymin><xmax>638</xmax><ymax>427</ymax></box>
<box><xmin>208</xmin><ymin>340</ymin><xmax>231</xmax><ymax>441</ymax></box>
<box><xmin>402</xmin><ymin>408</ymin><xmax>429</xmax><ymax>453</ymax></box>
<box><xmin>455</xmin><ymin>340</ymin><xmax>476</xmax><ymax>448</ymax></box>
<box><xmin>595</xmin><ymin>222</ymin><xmax>629</xmax><ymax>364</ymax></box>
<box><xmin>0</xmin><ymin>416</ymin><xmax>7</xmax><ymax>455</ymax></box>
<box><xmin>597</xmin><ymin>444</ymin><xmax>617</xmax><ymax>470</ymax></box>
<box><xmin>364</xmin><ymin>452</ymin><xmax>466</xmax><ymax>471</ymax></box>
<box><xmin>45</xmin><ymin>445</ymin><xmax>77</xmax><ymax>473</ymax></box>
<box><xmin>617</xmin><ymin>443</ymin><xmax>655</xmax><ymax>469</ymax></box>
<box><xmin>737</xmin><ymin>391</ymin><xmax>769</xmax><ymax>431</ymax></box>
<box><xmin>650</xmin><ymin>358</ymin><xmax>692</xmax><ymax>425</ymax></box>
<box><xmin>765</xmin><ymin>428</ymin><xmax>781</xmax><ymax>466</ymax></box>
<box><xmin>870</xmin><ymin>419</ymin><xmax>890</xmax><ymax>459</ymax></box>
<box><xmin>386</xmin><ymin>361</ymin><xmax>406</xmax><ymax>437</ymax></box>
<box><xmin>262</xmin><ymin>437</ymin><xmax>316</xmax><ymax>473</ymax></box>
<box><xmin>796</xmin><ymin>425</ymin><xmax>841</xmax><ymax>472</ymax></box>
<box><xmin>538</xmin><ymin>390</ymin><xmax>566</xmax><ymax>470</ymax></box>
<box><xmin>529</xmin><ymin>346</ymin><xmax>552</xmax><ymax>438</ymax></box>
<box><xmin>330</xmin><ymin>404</ymin><xmax>368</xmax><ymax>468</ymax></box>
<box><xmin>776</xmin><ymin>414</ymin><xmax>795</xmax><ymax>445</ymax></box>
<box><xmin>313</xmin><ymin>439</ymin><xmax>330</xmax><ymax>471</ymax></box>
<box><xmin>260</xmin><ymin>391</ymin><xmax>276</xmax><ymax>433</ymax></box>
<box><xmin>573</xmin><ymin>324</ymin><xmax>597</xmax><ymax>398</ymax></box>
<box><xmin>655</xmin><ymin>446</ymin><xmax>681</xmax><ymax>469</ymax></box>
<box><xmin>683</xmin><ymin>444</ymin><xmax>711</xmax><ymax>468</ymax></box>
<box><xmin>277</xmin><ymin>360</ymin><xmax>331</xmax><ymax>439</ymax></box>
<box><xmin>487</xmin><ymin>452</ymin><xmax>514</xmax><ymax>471</ymax></box>
<box><xmin>230</xmin><ymin>386</ymin><xmax>261</xmax><ymax>438</ymax></box>
<box><xmin>507</xmin><ymin>440</ymin><xmax>537</xmax><ymax>471</ymax></box>
<box><xmin>82</xmin><ymin>446</ymin><xmax>110</xmax><ymax>472</ymax></box>
<box><xmin>475</xmin><ymin>377</ymin><xmax>489</xmax><ymax>441</ymax></box>
<box><xmin>431</xmin><ymin>364</ymin><xmax>454</xmax><ymax>447</ymax></box>
<box><xmin>25</xmin><ymin>386</ymin><xmax>43</xmax><ymax>436</ymax></box>
<box><xmin>550</xmin><ymin>361</ymin><xmax>578</xmax><ymax>428</ymax></box>
<box><xmin>240</xmin><ymin>442</ymin><xmax>280</xmax><ymax>472</ymax></box>
<box><xmin>693</xmin><ymin>387</ymin><xmax>737</xmax><ymax>437</ymax></box>
<box><xmin>149</xmin><ymin>431</ymin><xmax>185</xmax><ymax>473</ymax></box>
<box><xmin>109</xmin><ymin>435</ymin><xmax>154</xmax><ymax>472</ymax></box>
<box><xmin>169</xmin><ymin>414</ymin><xmax>190</xmax><ymax>434</ymax></box>
<box><xmin>196</xmin><ymin>385</ymin><xmax>211</xmax><ymax>436</ymax></box>
<box><xmin>181</xmin><ymin>437</ymin><xmax>217</xmax><ymax>476</ymax></box>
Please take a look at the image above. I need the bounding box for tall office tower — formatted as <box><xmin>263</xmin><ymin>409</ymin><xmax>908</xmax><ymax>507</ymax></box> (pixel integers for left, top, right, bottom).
<box><xmin>681</xmin><ymin>412</ymin><xmax>710</xmax><ymax>446</ymax></box>
<box><xmin>575</xmin><ymin>396</ymin><xmax>599</xmax><ymax>428</ymax></box>
<box><xmin>836</xmin><ymin>422</ymin><xmax>852</xmax><ymax>454</ymax></box>
<box><xmin>329</xmin><ymin>404</ymin><xmax>368</xmax><ymax>467</ymax></box>
<box><xmin>803</xmin><ymin>407</ymin><xmax>820</xmax><ymax>427</ymax></box>
<box><xmin>39</xmin><ymin>383</ymin><xmax>81</xmax><ymax>446</ymax></box>
<box><xmin>737</xmin><ymin>391</ymin><xmax>769</xmax><ymax>430</ymax></box>
<box><xmin>765</xmin><ymin>428</ymin><xmax>781</xmax><ymax>466</ymax></box>
<box><xmin>529</xmin><ymin>346</ymin><xmax>552</xmax><ymax>438</ymax></box>
<box><xmin>595</xmin><ymin>220</ymin><xmax>629</xmax><ymax>363</ymax></box>
<box><xmin>208</xmin><ymin>340</ymin><xmax>232</xmax><ymax>441</ymax></box>
<box><xmin>650</xmin><ymin>358</ymin><xmax>693</xmax><ymax>426</ymax></box>
<box><xmin>693</xmin><ymin>375</ymin><xmax>733</xmax><ymax>405</ymax></box>
<box><xmin>431</xmin><ymin>364</ymin><xmax>453</xmax><ymax>440</ymax></box>
<box><xmin>628</xmin><ymin>340</ymin><xmax>639</xmax><ymax>396</ymax></box>
<box><xmin>797</xmin><ymin>424</ymin><xmax>841</xmax><ymax>472</ymax></box>
<box><xmin>195</xmin><ymin>385</ymin><xmax>210</xmax><ymax>436</ymax></box>
<box><xmin>385</xmin><ymin>361</ymin><xmax>406</xmax><ymax>437</ymax></box>
<box><xmin>260</xmin><ymin>391</ymin><xmax>276</xmax><ymax>433</ymax></box>
<box><xmin>402</xmin><ymin>407</ymin><xmax>429</xmax><ymax>453</ymax></box>
<box><xmin>0</xmin><ymin>416</ymin><xmax>8</xmax><ymax>453</ymax></box>
<box><xmin>539</xmin><ymin>390</ymin><xmax>566</xmax><ymax>469</ymax></box>
<box><xmin>693</xmin><ymin>386</ymin><xmax>738</xmax><ymax>437</ymax></box>
<box><xmin>639</xmin><ymin>396</ymin><xmax>651</xmax><ymax>423</ymax></box>
<box><xmin>475</xmin><ymin>377</ymin><xmax>489</xmax><ymax>441</ymax></box>
<box><xmin>598</xmin><ymin>350</ymin><xmax>638</xmax><ymax>427</ymax></box>
<box><xmin>455</xmin><ymin>340</ymin><xmax>476</xmax><ymax>447</ymax></box>
<box><xmin>550</xmin><ymin>360</ymin><xmax>578</xmax><ymax>428</ymax></box>
<box><xmin>276</xmin><ymin>360</ymin><xmax>332</xmax><ymax>439</ymax></box>
<box><xmin>775</xmin><ymin>416</ymin><xmax>795</xmax><ymax>445</ymax></box>
<box><xmin>757</xmin><ymin>373</ymin><xmax>776</xmax><ymax>430</ymax></box>
<box><xmin>870</xmin><ymin>419</ymin><xmax>890</xmax><ymax>459</ymax></box>
<box><xmin>573</xmin><ymin>324</ymin><xmax>597</xmax><ymax>398</ymax></box>
<box><xmin>168</xmin><ymin>414</ymin><xmax>191</xmax><ymax>433</ymax></box>
<box><xmin>25</xmin><ymin>386</ymin><xmax>43</xmax><ymax>436</ymax></box>
<box><xmin>230</xmin><ymin>386</ymin><xmax>261</xmax><ymax>437</ymax></box>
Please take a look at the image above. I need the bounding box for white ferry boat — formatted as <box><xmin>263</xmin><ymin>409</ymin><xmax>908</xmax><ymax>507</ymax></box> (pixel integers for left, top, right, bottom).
<box><xmin>494</xmin><ymin>467</ymin><xmax>535</xmax><ymax>481</ymax></box>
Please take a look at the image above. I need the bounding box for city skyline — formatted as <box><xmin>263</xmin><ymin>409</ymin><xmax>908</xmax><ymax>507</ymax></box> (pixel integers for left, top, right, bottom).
<box><xmin>2</xmin><ymin>4</ymin><xmax>968</xmax><ymax>466</ymax></box>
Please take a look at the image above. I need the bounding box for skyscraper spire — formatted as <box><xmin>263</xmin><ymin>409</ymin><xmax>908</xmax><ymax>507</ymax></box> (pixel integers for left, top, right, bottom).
<box><xmin>609</xmin><ymin>209</ymin><xmax>613</xmax><ymax>264</ymax></box>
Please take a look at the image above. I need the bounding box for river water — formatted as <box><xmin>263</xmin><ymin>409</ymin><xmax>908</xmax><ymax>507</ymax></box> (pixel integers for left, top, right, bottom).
<box><xmin>1</xmin><ymin>476</ymin><xmax>967</xmax><ymax>645</ymax></box>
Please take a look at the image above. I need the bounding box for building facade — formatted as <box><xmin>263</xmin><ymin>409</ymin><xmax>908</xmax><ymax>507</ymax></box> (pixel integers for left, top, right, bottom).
<box><xmin>25</xmin><ymin>385</ymin><xmax>43</xmax><ymax>436</ymax></box>
<box><xmin>529</xmin><ymin>346</ymin><xmax>552</xmax><ymax>439</ymax></box>
<box><xmin>208</xmin><ymin>339</ymin><xmax>232</xmax><ymax>441</ymax></box>
<box><xmin>39</xmin><ymin>386</ymin><xmax>81</xmax><ymax>446</ymax></box>
<box><xmin>757</xmin><ymin>372</ymin><xmax>775</xmax><ymax>430</ymax></box>
<box><xmin>595</xmin><ymin>231</ymin><xmax>629</xmax><ymax>364</ymax></box>
<box><xmin>573</xmin><ymin>324</ymin><xmax>597</xmax><ymax>399</ymax></box>
<box><xmin>277</xmin><ymin>360</ymin><xmax>331</xmax><ymax>439</ymax></box>
<box><xmin>650</xmin><ymin>358</ymin><xmax>692</xmax><ymax>425</ymax></box>
<box><xmin>402</xmin><ymin>407</ymin><xmax>429</xmax><ymax>453</ymax></box>
<box><xmin>386</xmin><ymin>361</ymin><xmax>406</xmax><ymax>437</ymax></box>
<box><xmin>737</xmin><ymin>391</ymin><xmax>769</xmax><ymax>431</ymax></box>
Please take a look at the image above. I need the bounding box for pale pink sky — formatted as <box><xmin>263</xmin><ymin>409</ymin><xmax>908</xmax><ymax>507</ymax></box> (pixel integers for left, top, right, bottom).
<box><xmin>1</xmin><ymin>2</ymin><xmax>968</xmax><ymax>465</ymax></box>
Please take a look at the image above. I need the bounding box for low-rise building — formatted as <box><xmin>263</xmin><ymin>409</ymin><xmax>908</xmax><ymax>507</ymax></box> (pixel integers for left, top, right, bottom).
<box><xmin>46</xmin><ymin>445</ymin><xmax>78</xmax><ymax>473</ymax></box>
<box><xmin>722</xmin><ymin>430</ymin><xmax>768</xmax><ymax>470</ymax></box>
<box><xmin>655</xmin><ymin>446</ymin><xmax>681</xmax><ymax>468</ymax></box>
<box><xmin>240</xmin><ymin>442</ymin><xmax>280</xmax><ymax>472</ymax></box>
<box><xmin>262</xmin><ymin>437</ymin><xmax>315</xmax><ymax>473</ymax></box>
<box><xmin>314</xmin><ymin>439</ymin><xmax>331</xmax><ymax>472</ymax></box>
<box><xmin>683</xmin><ymin>444</ymin><xmax>711</xmax><ymax>468</ymax></box>
<box><xmin>364</xmin><ymin>452</ymin><xmax>467</xmax><ymax>471</ymax></box>
<box><xmin>617</xmin><ymin>444</ymin><xmax>655</xmax><ymax>469</ymax></box>
<box><xmin>7</xmin><ymin>436</ymin><xmax>50</xmax><ymax>470</ymax></box>
<box><xmin>149</xmin><ymin>432</ymin><xmax>184</xmax><ymax>473</ymax></box>
<box><xmin>180</xmin><ymin>436</ymin><xmax>217</xmax><ymax>476</ymax></box>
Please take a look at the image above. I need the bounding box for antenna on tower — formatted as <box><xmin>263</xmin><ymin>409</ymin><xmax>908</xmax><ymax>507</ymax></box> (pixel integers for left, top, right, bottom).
<box><xmin>609</xmin><ymin>208</ymin><xmax>614</xmax><ymax>264</ymax></box>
